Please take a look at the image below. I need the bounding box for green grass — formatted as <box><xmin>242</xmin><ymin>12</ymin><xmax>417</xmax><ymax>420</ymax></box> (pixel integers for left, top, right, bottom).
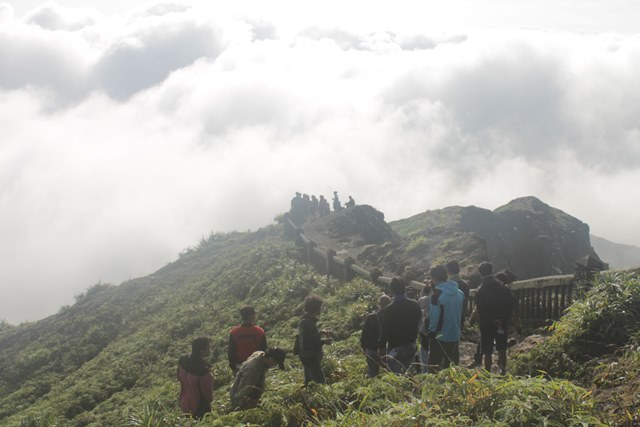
<box><xmin>2</xmin><ymin>227</ymin><xmax>637</xmax><ymax>426</ymax></box>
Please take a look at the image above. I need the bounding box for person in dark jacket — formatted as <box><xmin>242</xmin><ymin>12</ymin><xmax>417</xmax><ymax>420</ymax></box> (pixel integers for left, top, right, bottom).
<box><xmin>446</xmin><ymin>260</ymin><xmax>470</xmax><ymax>327</ymax></box>
<box><xmin>177</xmin><ymin>336</ymin><xmax>213</xmax><ymax>419</ymax></box>
<box><xmin>379</xmin><ymin>277</ymin><xmax>422</xmax><ymax>374</ymax></box>
<box><xmin>475</xmin><ymin>262</ymin><xmax>515</xmax><ymax>374</ymax></box>
<box><xmin>360</xmin><ymin>294</ymin><xmax>391</xmax><ymax>377</ymax></box>
<box><xmin>298</xmin><ymin>295</ymin><xmax>331</xmax><ymax>385</ymax></box>
<box><xmin>228</xmin><ymin>305</ymin><xmax>268</xmax><ymax>374</ymax></box>
<box><xmin>230</xmin><ymin>347</ymin><xmax>286</xmax><ymax>410</ymax></box>
<box><xmin>428</xmin><ymin>265</ymin><xmax>465</xmax><ymax>373</ymax></box>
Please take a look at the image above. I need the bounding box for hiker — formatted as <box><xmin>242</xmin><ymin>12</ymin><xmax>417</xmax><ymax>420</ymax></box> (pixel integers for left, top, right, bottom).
<box><xmin>475</xmin><ymin>262</ymin><xmax>515</xmax><ymax>374</ymax></box>
<box><xmin>427</xmin><ymin>265</ymin><xmax>465</xmax><ymax>373</ymax></box>
<box><xmin>446</xmin><ymin>260</ymin><xmax>471</xmax><ymax>328</ymax></box>
<box><xmin>318</xmin><ymin>195</ymin><xmax>330</xmax><ymax>216</ymax></box>
<box><xmin>360</xmin><ymin>294</ymin><xmax>391</xmax><ymax>377</ymax></box>
<box><xmin>417</xmin><ymin>285</ymin><xmax>431</xmax><ymax>373</ymax></box>
<box><xmin>496</xmin><ymin>269</ymin><xmax>522</xmax><ymax>345</ymax></box>
<box><xmin>289</xmin><ymin>192</ymin><xmax>305</xmax><ymax>225</ymax></box>
<box><xmin>177</xmin><ymin>336</ymin><xmax>213</xmax><ymax>419</ymax></box>
<box><xmin>298</xmin><ymin>295</ymin><xmax>332</xmax><ymax>385</ymax></box>
<box><xmin>379</xmin><ymin>277</ymin><xmax>422</xmax><ymax>374</ymax></box>
<box><xmin>332</xmin><ymin>191</ymin><xmax>342</xmax><ymax>211</ymax></box>
<box><xmin>310</xmin><ymin>195</ymin><xmax>319</xmax><ymax>219</ymax></box>
<box><xmin>228</xmin><ymin>306</ymin><xmax>268</xmax><ymax>374</ymax></box>
<box><xmin>230</xmin><ymin>347</ymin><xmax>286</xmax><ymax>410</ymax></box>
<box><xmin>345</xmin><ymin>195</ymin><xmax>355</xmax><ymax>208</ymax></box>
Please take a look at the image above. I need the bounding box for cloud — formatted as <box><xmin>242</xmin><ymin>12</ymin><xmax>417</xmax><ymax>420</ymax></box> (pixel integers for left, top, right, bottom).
<box><xmin>93</xmin><ymin>19</ymin><xmax>222</xmax><ymax>99</ymax></box>
<box><xmin>1</xmin><ymin>3</ymin><xmax>640</xmax><ymax>323</ymax></box>
<box><xmin>24</xmin><ymin>1</ymin><xmax>97</xmax><ymax>31</ymax></box>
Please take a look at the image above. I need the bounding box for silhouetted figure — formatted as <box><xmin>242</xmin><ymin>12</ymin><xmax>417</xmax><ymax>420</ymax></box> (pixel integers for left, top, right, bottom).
<box><xmin>428</xmin><ymin>265</ymin><xmax>464</xmax><ymax>373</ymax></box>
<box><xmin>379</xmin><ymin>278</ymin><xmax>422</xmax><ymax>374</ymax></box>
<box><xmin>298</xmin><ymin>295</ymin><xmax>331</xmax><ymax>385</ymax></box>
<box><xmin>332</xmin><ymin>191</ymin><xmax>342</xmax><ymax>211</ymax></box>
<box><xmin>177</xmin><ymin>337</ymin><xmax>213</xmax><ymax>419</ymax></box>
<box><xmin>289</xmin><ymin>192</ymin><xmax>305</xmax><ymax>225</ymax></box>
<box><xmin>230</xmin><ymin>348</ymin><xmax>286</xmax><ymax>410</ymax></box>
<box><xmin>345</xmin><ymin>195</ymin><xmax>355</xmax><ymax>208</ymax></box>
<box><xmin>475</xmin><ymin>262</ymin><xmax>515</xmax><ymax>374</ymax></box>
<box><xmin>319</xmin><ymin>195</ymin><xmax>330</xmax><ymax>216</ymax></box>
<box><xmin>228</xmin><ymin>306</ymin><xmax>267</xmax><ymax>374</ymax></box>
<box><xmin>310</xmin><ymin>195</ymin><xmax>319</xmax><ymax>219</ymax></box>
<box><xmin>495</xmin><ymin>269</ymin><xmax>521</xmax><ymax>348</ymax></box>
<box><xmin>302</xmin><ymin>194</ymin><xmax>311</xmax><ymax>222</ymax></box>
<box><xmin>360</xmin><ymin>294</ymin><xmax>391</xmax><ymax>377</ymax></box>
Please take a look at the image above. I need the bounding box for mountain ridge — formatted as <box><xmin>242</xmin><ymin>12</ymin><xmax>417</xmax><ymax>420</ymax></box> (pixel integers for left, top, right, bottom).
<box><xmin>0</xmin><ymin>196</ymin><xmax>636</xmax><ymax>425</ymax></box>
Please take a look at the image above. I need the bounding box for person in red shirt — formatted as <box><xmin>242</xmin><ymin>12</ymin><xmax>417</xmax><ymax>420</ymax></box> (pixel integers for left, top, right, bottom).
<box><xmin>177</xmin><ymin>336</ymin><xmax>213</xmax><ymax>419</ymax></box>
<box><xmin>228</xmin><ymin>306</ymin><xmax>267</xmax><ymax>373</ymax></box>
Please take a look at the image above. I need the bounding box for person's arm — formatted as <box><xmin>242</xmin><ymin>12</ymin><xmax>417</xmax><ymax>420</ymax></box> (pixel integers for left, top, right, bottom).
<box><xmin>228</xmin><ymin>333</ymin><xmax>237</xmax><ymax>371</ymax></box>
<box><xmin>259</xmin><ymin>330</ymin><xmax>268</xmax><ymax>352</ymax></box>
<box><xmin>378</xmin><ymin>310</ymin><xmax>389</xmax><ymax>351</ymax></box>
<box><xmin>429</xmin><ymin>292</ymin><xmax>441</xmax><ymax>337</ymax></box>
<box><xmin>200</xmin><ymin>372</ymin><xmax>214</xmax><ymax>406</ymax></box>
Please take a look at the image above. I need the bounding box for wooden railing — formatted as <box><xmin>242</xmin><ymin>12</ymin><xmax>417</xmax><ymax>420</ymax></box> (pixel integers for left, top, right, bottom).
<box><xmin>284</xmin><ymin>213</ymin><xmax>580</xmax><ymax>328</ymax></box>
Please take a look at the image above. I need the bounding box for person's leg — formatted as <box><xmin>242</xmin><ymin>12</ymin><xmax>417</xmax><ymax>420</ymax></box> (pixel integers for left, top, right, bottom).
<box><xmin>364</xmin><ymin>348</ymin><xmax>381</xmax><ymax>378</ymax></box>
<box><xmin>386</xmin><ymin>347</ymin><xmax>403</xmax><ymax>374</ymax></box>
<box><xmin>428</xmin><ymin>340</ymin><xmax>444</xmax><ymax>374</ymax></box>
<box><xmin>480</xmin><ymin>327</ymin><xmax>496</xmax><ymax>373</ymax></box>
<box><xmin>419</xmin><ymin>334</ymin><xmax>430</xmax><ymax>374</ymax></box>
<box><xmin>302</xmin><ymin>359</ymin><xmax>311</xmax><ymax>385</ymax></box>
<box><xmin>396</xmin><ymin>343</ymin><xmax>417</xmax><ymax>374</ymax></box>
<box><xmin>483</xmin><ymin>353</ymin><xmax>493</xmax><ymax>371</ymax></box>
<box><xmin>497</xmin><ymin>350</ymin><xmax>507</xmax><ymax>374</ymax></box>
<box><xmin>439</xmin><ymin>342</ymin><xmax>458</xmax><ymax>368</ymax></box>
<box><xmin>495</xmin><ymin>331</ymin><xmax>508</xmax><ymax>374</ymax></box>
<box><xmin>308</xmin><ymin>357</ymin><xmax>326</xmax><ymax>384</ymax></box>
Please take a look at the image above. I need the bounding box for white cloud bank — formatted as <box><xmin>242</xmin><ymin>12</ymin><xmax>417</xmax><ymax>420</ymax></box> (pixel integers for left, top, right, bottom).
<box><xmin>1</xmin><ymin>1</ymin><xmax>640</xmax><ymax>322</ymax></box>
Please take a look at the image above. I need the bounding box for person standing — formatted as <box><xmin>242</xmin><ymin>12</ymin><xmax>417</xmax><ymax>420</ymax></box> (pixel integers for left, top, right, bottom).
<box><xmin>298</xmin><ymin>295</ymin><xmax>331</xmax><ymax>385</ymax></box>
<box><xmin>228</xmin><ymin>306</ymin><xmax>268</xmax><ymax>374</ymax></box>
<box><xmin>332</xmin><ymin>191</ymin><xmax>342</xmax><ymax>212</ymax></box>
<box><xmin>230</xmin><ymin>348</ymin><xmax>286</xmax><ymax>410</ymax></box>
<box><xmin>417</xmin><ymin>285</ymin><xmax>432</xmax><ymax>373</ymax></box>
<box><xmin>379</xmin><ymin>278</ymin><xmax>422</xmax><ymax>374</ymax></box>
<box><xmin>177</xmin><ymin>336</ymin><xmax>213</xmax><ymax>419</ymax></box>
<box><xmin>360</xmin><ymin>294</ymin><xmax>391</xmax><ymax>377</ymax></box>
<box><xmin>446</xmin><ymin>260</ymin><xmax>470</xmax><ymax>327</ymax></box>
<box><xmin>428</xmin><ymin>265</ymin><xmax>465</xmax><ymax>373</ymax></box>
<box><xmin>475</xmin><ymin>262</ymin><xmax>515</xmax><ymax>374</ymax></box>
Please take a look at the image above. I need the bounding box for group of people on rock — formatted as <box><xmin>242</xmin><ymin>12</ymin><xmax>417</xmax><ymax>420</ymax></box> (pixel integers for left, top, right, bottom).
<box><xmin>289</xmin><ymin>191</ymin><xmax>356</xmax><ymax>225</ymax></box>
<box><xmin>176</xmin><ymin>261</ymin><xmax>516</xmax><ymax>419</ymax></box>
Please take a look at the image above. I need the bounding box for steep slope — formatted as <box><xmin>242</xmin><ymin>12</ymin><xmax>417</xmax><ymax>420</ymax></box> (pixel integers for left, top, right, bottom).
<box><xmin>591</xmin><ymin>234</ymin><xmax>640</xmax><ymax>269</ymax></box>
<box><xmin>1</xmin><ymin>204</ymin><xmax>634</xmax><ymax>426</ymax></box>
<box><xmin>0</xmin><ymin>226</ymin><xmax>319</xmax><ymax>425</ymax></box>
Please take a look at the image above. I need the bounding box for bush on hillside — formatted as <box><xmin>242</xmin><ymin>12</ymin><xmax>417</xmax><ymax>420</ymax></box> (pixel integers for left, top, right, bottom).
<box><xmin>512</xmin><ymin>272</ymin><xmax>640</xmax><ymax>382</ymax></box>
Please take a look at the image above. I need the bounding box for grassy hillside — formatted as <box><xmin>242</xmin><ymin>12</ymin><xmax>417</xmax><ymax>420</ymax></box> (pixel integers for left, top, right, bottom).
<box><xmin>1</xmin><ymin>220</ymin><xmax>638</xmax><ymax>426</ymax></box>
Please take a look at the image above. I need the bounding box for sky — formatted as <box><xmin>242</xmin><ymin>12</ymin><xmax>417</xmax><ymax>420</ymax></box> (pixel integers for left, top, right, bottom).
<box><xmin>1</xmin><ymin>0</ymin><xmax>640</xmax><ymax>323</ymax></box>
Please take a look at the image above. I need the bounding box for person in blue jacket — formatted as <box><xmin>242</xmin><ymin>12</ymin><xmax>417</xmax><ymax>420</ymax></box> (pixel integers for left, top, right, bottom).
<box><xmin>427</xmin><ymin>264</ymin><xmax>465</xmax><ymax>373</ymax></box>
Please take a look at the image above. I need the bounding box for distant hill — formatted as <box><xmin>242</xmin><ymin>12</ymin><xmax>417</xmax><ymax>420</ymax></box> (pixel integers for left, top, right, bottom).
<box><xmin>590</xmin><ymin>234</ymin><xmax>640</xmax><ymax>270</ymax></box>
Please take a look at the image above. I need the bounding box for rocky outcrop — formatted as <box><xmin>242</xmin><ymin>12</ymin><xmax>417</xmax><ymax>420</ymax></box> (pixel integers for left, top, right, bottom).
<box><xmin>386</xmin><ymin>196</ymin><xmax>600</xmax><ymax>281</ymax></box>
<box><xmin>299</xmin><ymin>196</ymin><xmax>602</xmax><ymax>283</ymax></box>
